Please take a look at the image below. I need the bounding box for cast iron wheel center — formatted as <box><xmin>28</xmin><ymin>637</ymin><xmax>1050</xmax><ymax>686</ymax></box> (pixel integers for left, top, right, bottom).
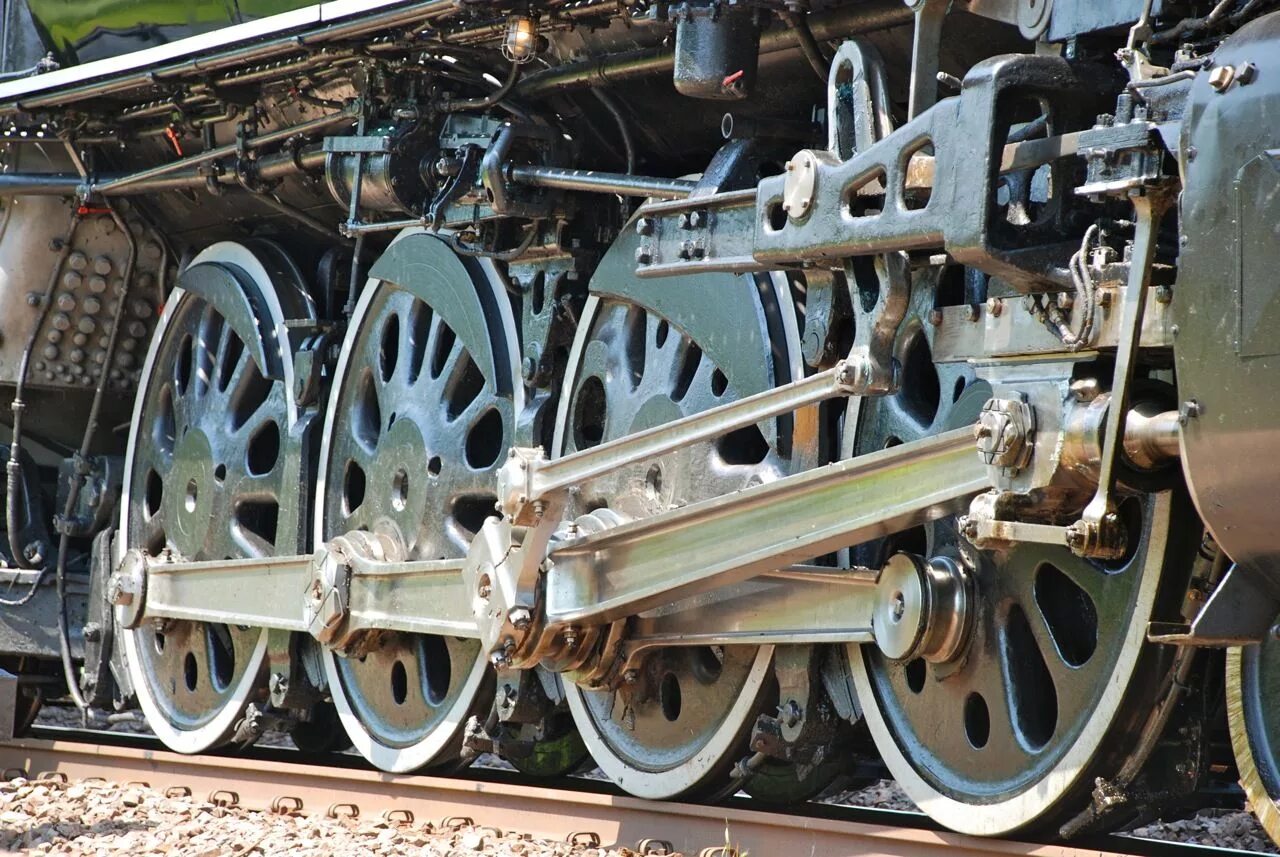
<box><xmin>844</xmin><ymin>272</ymin><xmax>1194</xmax><ymax>835</ymax></box>
<box><xmin>558</xmin><ymin>270</ymin><xmax>799</xmax><ymax>798</ymax></box>
<box><xmin>120</xmin><ymin>243</ymin><xmax>305</xmax><ymax>753</ymax></box>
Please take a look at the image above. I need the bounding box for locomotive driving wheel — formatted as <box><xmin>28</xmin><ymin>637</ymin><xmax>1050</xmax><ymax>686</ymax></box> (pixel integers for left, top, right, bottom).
<box><xmin>316</xmin><ymin>231</ymin><xmax>517</xmax><ymax>772</ymax></box>
<box><xmin>1227</xmin><ymin>642</ymin><xmax>1280</xmax><ymax>846</ymax></box>
<box><xmin>554</xmin><ymin>226</ymin><xmax>811</xmax><ymax>799</ymax></box>
<box><xmin>843</xmin><ymin>269</ymin><xmax>1198</xmax><ymax>835</ymax></box>
<box><xmin>120</xmin><ymin>241</ymin><xmax>312</xmax><ymax>753</ymax></box>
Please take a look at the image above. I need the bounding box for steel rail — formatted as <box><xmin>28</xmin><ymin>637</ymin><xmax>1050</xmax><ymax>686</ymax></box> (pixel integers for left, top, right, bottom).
<box><xmin>0</xmin><ymin>735</ymin><xmax>1170</xmax><ymax>857</ymax></box>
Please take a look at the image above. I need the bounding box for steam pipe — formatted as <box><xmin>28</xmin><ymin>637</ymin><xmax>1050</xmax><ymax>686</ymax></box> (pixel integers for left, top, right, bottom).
<box><xmin>0</xmin><ymin>145</ymin><xmax>326</xmax><ymax>197</ymax></box>
<box><xmin>515</xmin><ymin>0</ymin><xmax>912</xmax><ymax>97</ymax></box>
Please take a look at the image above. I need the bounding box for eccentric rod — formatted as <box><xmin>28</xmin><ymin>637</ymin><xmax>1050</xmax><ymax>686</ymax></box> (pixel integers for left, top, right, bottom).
<box><xmin>505</xmin><ymin>359</ymin><xmax>864</xmax><ymax>518</ymax></box>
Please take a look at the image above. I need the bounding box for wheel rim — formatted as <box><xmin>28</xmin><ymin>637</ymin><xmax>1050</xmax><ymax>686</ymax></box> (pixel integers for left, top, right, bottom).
<box><xmin>120</xmin><ymin>242</ymin><xmax>304</xmax><ymax>753</ymax></box>
<box><xmin>1227</xmin><ymin>642</ymin><xmax>1280</xmax><ymax>845</ymax></box>
<box><xmin>317</xmin><ymin>231</ymin><xmax>518</xmax><ymax>773</ymax></box>
<box><xmin>557</xmin><ymin>265</ymin><xmax>800</xmax><ymax>799</ymax></box>
<box><xmin>844</xmin><ymin>270</ymin><xmax>1192</xmax><ymax>835</ymax></box>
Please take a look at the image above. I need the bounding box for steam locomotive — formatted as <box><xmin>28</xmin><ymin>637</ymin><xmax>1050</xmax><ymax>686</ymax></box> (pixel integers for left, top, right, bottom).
<box><xmin>1</xmin><ymin>0</ymin><xmax>1278</xmax><ymax>844</ymax></box>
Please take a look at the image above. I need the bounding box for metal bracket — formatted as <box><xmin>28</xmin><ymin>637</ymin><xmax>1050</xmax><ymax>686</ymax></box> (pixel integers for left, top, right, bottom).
<box><xmin>1148</xmin><ymin>564</ymin><xmax>1280</xmax><ymax>647</ymax></box>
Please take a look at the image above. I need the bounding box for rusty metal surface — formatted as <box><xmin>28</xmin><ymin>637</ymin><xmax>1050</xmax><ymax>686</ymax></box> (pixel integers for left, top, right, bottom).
<box><xmin>0</xmin><ymin>736</ymin><xmax>1157</xmax><ymax>856</ymax></box>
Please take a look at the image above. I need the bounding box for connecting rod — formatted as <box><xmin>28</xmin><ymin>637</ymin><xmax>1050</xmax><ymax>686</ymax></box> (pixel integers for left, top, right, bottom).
<box><xmin>111</xmin><ymin>426</ymin><xmax>989</xmax><ymax>674</ymax></box>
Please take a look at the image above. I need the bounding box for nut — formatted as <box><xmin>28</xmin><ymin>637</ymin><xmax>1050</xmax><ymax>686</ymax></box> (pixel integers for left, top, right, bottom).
<box><xmin>1209</xmin><ymin>65</ymin><xmax>1236</xmax><ymax>92</ymax></box>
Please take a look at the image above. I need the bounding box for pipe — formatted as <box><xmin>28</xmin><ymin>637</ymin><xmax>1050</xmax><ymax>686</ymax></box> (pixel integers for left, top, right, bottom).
<box><xmin>55</xmin><ymin>201</ymin><xmax>136</xmax><ymax>711</ymax></box>
<box><xmin>784</xmin><ymin>11</ymin><xmax>830</xmax><ymax>82</ymax></box>
<box><xmin>515</xmin><ymin>0</ymin><xmax>912</xmax><ymax>97</ymax></box>
<box><xmin>7</xmin><ymin>208</ymin><xmax>79</xmax><ymax>574</ymax></box>
<box><xmin>0</xmin><ymin>144</ymin><xmax>327</xmax><ymax>197</ymax></box>
<box><xmin>591</xmin><ymin>89</ymin><xmax>635</xmax><ymax>175</ymax></box>
<box><xmin>436</xmin><ymin>60</ymin><xmax>520</xmax><ymax>112</ymax></box>
<box><xmin>508</xmin><ymin>164</ymin><xmax>694</xmax><ymax>198</ymax></box>
<box><xmin>97</xmin><ymin>107</ymin><xmax>356</xmax><ymax>194</ymax></box>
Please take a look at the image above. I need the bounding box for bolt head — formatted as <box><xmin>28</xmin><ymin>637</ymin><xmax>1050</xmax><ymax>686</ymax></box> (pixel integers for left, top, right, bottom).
<box><xmin>1209</xmin><ymin>65</ymin><xmax>1235</xmax><ymax>92</ymax></box>
<box><xmin>507</xmin><ymin>606</ymin><xmax>533</xmax><ymax>631</ymax></box>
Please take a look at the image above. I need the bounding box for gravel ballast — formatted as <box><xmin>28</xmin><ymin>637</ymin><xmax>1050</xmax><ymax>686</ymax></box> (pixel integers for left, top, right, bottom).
<box><xmin>0</xmin><ymin>777</ymin><xmax>636</xmax><ymax>857</ymax></box>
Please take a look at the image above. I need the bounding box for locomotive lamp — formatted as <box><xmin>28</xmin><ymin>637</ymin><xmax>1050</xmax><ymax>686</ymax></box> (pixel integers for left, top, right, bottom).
<box><xmin>502</xmin><ymin>14</ymin><xmax>541</xmax><ymax>63</ymax></box>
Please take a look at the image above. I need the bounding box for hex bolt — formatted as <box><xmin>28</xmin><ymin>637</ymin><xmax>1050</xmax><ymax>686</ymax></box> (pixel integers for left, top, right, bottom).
<box><xmin>635</xmin><ymin>246</ymin><xmax>652</xmax><ymax>265</ymax></box>
<box><xmin>1209</xmin><ymin>65</ymin><xmax>1236</xmax><ymax>92</ymax></box>
<box><xmin>622</xmin><ymin>669</ymin><xmax>639</xmax><ymax>684</ymax></box>
<box><xmin>677</xmin><ymin>212</ymin><xmax>691</xmax><ymax>229</ymax></box>
<box><xmin>1056</xmin><ymin>291</ymin><xmax>1074</xmax><ymax>310</ymax></box>
<box><xmin>1237</xmin><ymin>62</ymin><xmax>1258</xmax><ymax>85</ymax></box>
<box><xmin>507</xmin><ymin>606</ymin><xmax>532</xmax><ymax>631</ymax></box>
<box><xmin>963</xmin><ymin>304</ymin><xmax>979</xmax><ymax>322</ymax></box>
<box><xmin>635</xmin><ymin>217</ymin><xmax>655</xmax><ymax>236</ymax></box>
<box><xmin>928</xmin><ymin>308</ymin><xmax>944</xmax><ymax>326</ymax></box>
<box><xmin>1178</xmin><ymin>399</ymin><xmax>1203</xmax><ymax>425</ymax></box>
<box><xmin>688</xmin><ymin>210</ymin><xmax>704</xmax><ymax>228</ymax></box>
<box><xmin>1155</xmin><ymin>285</ymin><xmax>1173</xmax><ymax>304</ymax></box>
<box><xmin>985</xmin><ymin>297</ymin><xmax>1003</xmax><ymax>318</ymax></box>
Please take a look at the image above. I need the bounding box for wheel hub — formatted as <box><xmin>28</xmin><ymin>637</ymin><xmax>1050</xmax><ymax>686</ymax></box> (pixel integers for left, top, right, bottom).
<box><xmin>872</xmin><ymin>553</ymin><xmax>971</xmax><ymax>664</ymax></box>
<box><xmin>164</xmin><ymin>430</ymin><xmax>216</xmax><ymax>555</ymax></box>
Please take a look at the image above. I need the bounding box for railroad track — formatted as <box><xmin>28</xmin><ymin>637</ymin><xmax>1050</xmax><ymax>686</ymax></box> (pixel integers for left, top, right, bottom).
<box><xmin>0</xmin><ymin>729</ymin><xmax>1258</xmax><ymax>857</ymax></box>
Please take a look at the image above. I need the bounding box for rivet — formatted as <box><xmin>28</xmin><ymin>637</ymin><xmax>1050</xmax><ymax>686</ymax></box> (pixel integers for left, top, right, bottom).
<box><xmin>92</xmin><ymin>256</ymin><xmax>113</xmax><ymax>275</ymax></box>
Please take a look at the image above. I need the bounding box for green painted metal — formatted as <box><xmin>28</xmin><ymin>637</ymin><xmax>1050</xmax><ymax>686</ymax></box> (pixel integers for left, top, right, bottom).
<box><xmin>23</xmin><ymin>0</ymin><xmax>316</xmax><ymax>66</ymax></box>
